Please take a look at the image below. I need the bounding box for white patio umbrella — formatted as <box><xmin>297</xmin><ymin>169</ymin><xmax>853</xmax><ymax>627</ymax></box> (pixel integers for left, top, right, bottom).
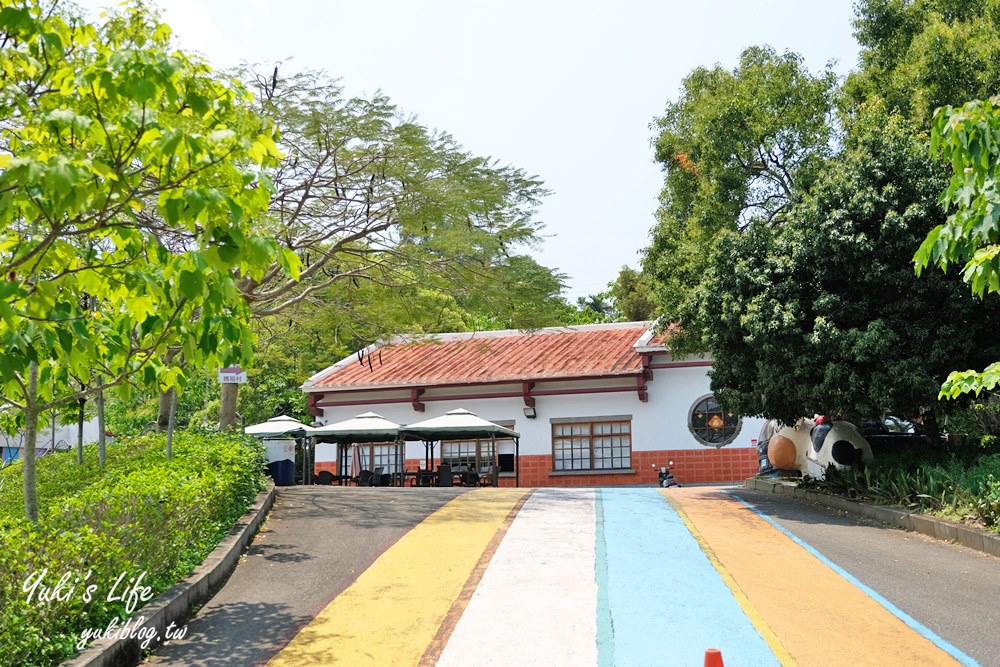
<box><xmin>400</xmin><ymin>408</ymin><xmax>519</xmax><ymax>439</ymax></box>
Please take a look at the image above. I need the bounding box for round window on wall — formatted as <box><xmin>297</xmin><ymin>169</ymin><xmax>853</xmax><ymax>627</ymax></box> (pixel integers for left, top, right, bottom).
<box><xmin>689</xmin><ymin>394</ymin><xmax>741</xmax><ymax>447</ymax></box>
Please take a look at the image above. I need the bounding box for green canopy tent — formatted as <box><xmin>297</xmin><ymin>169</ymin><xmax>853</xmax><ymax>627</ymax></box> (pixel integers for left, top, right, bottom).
<box><xmin>399</xmin><ymin>408</ymin><xmax>520</xmax><ymax>487</ymax></box>
<box><xmin>310</xmin><ymin>412</ymin><xmax>404</xmax><ymax>486</ymax></box>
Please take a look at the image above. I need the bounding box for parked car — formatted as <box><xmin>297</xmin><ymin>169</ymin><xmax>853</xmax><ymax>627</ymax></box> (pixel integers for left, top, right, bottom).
<box><xmin>857</xmin><ymin>416</ymin><xmax>943</xmax><ymax>449</ymax></box>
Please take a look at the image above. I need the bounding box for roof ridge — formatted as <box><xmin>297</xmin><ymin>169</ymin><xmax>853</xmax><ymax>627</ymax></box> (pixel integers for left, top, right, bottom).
<box><xmin>387</xmin><ymin>321</ymin><xmax>651</xmax><ymax>345</ymax></box>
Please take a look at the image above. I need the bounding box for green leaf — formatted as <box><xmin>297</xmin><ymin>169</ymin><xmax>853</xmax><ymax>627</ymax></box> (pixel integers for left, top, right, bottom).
<box><xmin>178</xmin><ymin>270</ymin><xmax>203</xmax><ymax>300</ymax></box>
<box><xmin>278</xmin><ymin>247</ymin><xmax>302</xmax><ymax>281</ymax></box>
<box><xmin>0</xmin><ymin>7</ymin><xmax>35</xmax><ymax>34</ymax></box>
<box><xmin>161</xmin><ymin>197</ymin><xmax>183</xmax><ymax>225</ymax></box>
<box><xmin>46</xmin><ymin>160</ymin><xmax>76</xmax><ymax>193</ymax></box>
<box><xmin>211</xmin><ymin>242</ymin><xmax>237</xmax><ymax>263</ymax></box>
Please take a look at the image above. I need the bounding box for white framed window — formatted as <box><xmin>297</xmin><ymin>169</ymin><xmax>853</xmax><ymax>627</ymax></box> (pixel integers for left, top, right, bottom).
<box><xmin>552</xmin><ymin>417</ymin><xmax>631</xmax><ymax>471</ymax></box>
<box><xmin>441</xmin><ymin>420</ymin><xmax>513</xmax><ymax>472</ymax></box>
<box><xmin>356</xmin><ymin>443</ymin><xmax>401</xmax><ymax>473</ymax></box>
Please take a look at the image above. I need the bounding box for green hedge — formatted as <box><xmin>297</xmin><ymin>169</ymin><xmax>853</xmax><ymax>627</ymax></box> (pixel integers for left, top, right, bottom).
<box><xmin>803</xmin><ymin>446</ymin><xmax>1000</xmax><ymax>529</ymax></box>
<box><xmin>0</xmin><ymin>430</ymin><xmax>266</xmax><ymax>667</ymax></box>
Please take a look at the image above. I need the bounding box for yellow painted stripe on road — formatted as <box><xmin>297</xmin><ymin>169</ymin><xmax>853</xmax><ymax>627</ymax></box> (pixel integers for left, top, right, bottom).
<box><xmin>662</xmin><ymin>490</ymin><xmax>796</xmax><ymax>666</ymax></box>
<box><xmin>267</xmin><ymin>489</ymin><xmax>529</xmax><ymax>667</ymax></box>
<box><xmin>669</xmin><ymin>488</ymin><xmax>959</xmax><ymax>667</ymax></box>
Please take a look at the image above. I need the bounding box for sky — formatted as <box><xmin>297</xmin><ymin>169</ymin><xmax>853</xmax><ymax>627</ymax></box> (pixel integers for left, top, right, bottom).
<box><xmin>76</xmin><ymin>0</ymin><xmax>862</xmax><ymax>302</ymax></box>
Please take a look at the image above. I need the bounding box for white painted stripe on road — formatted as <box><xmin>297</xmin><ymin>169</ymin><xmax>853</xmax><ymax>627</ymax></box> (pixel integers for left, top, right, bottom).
<box><xmin>437</xmin><ymin>488</ymin><xmax>598</xmax><ymax>666</ymax></box>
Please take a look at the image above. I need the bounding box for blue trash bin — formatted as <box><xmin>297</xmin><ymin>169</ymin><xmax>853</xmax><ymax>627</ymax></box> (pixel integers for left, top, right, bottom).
<box><xmin>268</xmin><ymin>459</ymin><xmax>295</xmax><ymax>486</ymax></box>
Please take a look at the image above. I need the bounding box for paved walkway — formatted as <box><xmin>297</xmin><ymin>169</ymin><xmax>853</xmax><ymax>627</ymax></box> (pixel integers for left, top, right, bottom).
<box><xmin>150</xmin><ymin>486</ymin><xmax>1000</xmax><ymax>666</ymax></box>
<box><xmin>148</xmin><ymin>487</ymin><xmax>466</xmax><ymax>666</ymax></box>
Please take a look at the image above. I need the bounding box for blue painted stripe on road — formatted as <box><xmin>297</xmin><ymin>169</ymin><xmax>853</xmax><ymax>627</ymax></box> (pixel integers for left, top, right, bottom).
<box><xmin>728</xmin><ymin>491</ymin><xmax>980</xmax><ymax>667</ymax></box>
<box><xmin>596</xmin><ymin>488</ymin><xmax>779</xmax><ymax>667</ymax></box>
<box><xmin>595</xmin><ymin>488</ymin><xmax>614</xmax><ymax>667</ymax></box>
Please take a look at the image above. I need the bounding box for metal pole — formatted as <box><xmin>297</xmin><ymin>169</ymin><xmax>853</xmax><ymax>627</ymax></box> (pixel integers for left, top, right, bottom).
<box><xmin>515</xmin><ymin>436</ymin><xmax>520</xmax><ymax>488</ymax></box>
<box><xmin>491</xmin><ymin>434</ymin><xmax>498</xmax><ymax>487</ymax></box>
<box><xmin>396</xmin><ymin>438</ymin><xmax>402</xmax><ymax>487</ymax></box>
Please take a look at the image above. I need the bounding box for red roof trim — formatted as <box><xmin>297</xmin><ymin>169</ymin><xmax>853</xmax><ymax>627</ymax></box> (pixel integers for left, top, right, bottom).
<box><xmin>306</xmin><ymin>372</ymin><xmax>644</xmax><ymax>395</ymax></box>
<box><xmin>315</xmin><ymin>383</ymin><xmax>644</xmax><ymax>409</ymax></box>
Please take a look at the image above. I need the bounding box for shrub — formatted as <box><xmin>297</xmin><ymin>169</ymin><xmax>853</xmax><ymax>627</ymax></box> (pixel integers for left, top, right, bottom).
<box><xmin>803</xmin><ymin>448</ymin><xmax>1000</xmax><ymax>529</ymax></box>
<box><xmin>972</xmin><ymin>475</ymin><xmax>1000</xmax><ymax>527</ymax></box>
<box><xmin>0</xmin><ymin>430</ymin><xmax>266</xmax><ymax>667</ymax></box>
<box><xmin>0</xmin><ymin>437</ymin><xmax>161</xmax><ymax>518</ymax></box>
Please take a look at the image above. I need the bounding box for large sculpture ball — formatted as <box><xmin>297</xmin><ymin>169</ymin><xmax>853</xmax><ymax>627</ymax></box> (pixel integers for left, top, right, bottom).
<box><xmin>767</xmin><ymin>434</ymin><xmax>798</xmax><ymax>469</ymax></box>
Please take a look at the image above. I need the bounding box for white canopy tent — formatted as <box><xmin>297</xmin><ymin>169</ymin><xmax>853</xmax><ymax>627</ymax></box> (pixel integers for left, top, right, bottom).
<box><xmin>244</xmin><ymin>415</ymin><xmax>312</xmax><ymax>437</ymax></box>
<box><xmin>311</xmin><ymin>412</ymin><xmax>400</xmax><ymax>440</ymax></box>
<box><xmin>244</xmin><ymin>415</ymin><xmax>313</xmax><ymax>485</ymax></box>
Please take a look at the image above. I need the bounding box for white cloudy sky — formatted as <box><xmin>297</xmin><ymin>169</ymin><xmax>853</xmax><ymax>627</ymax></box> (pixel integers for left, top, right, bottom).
<box><xmin>74</xmin><ymin>0</ymin><xmax>861</xmax><ymax>301</ymax></box>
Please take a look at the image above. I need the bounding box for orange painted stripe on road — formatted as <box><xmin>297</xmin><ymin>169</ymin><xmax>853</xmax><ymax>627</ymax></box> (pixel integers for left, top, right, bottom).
<box><xmin>664</xmin><ymin>490</ymin><xmax>795</xmax><ymax>665</ymax></box>
<box><xmin>267</xmin><ymin>489</ymin><xmax>529</xmax><ymax>667</ymax></box>
<box><xmin>668</xmin><ymin>488</ymin><xmax>959</xmax><ymax>667</ymax></box>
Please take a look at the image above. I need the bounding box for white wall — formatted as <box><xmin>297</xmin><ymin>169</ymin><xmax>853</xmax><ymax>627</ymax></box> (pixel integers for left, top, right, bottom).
<box><xmin>0</xmin><ymin>417</ymin><xmax>102</xmax><ymax>452</ymax></box>
<box><xmin>312</xmin><ymin>364</ymin><xmax>765</xmax><ymax>464</ymax></box>
<box><xmin>263</xmin><ymin>438</ymin><xmax>296</xmax><ymax>463</ymax></box>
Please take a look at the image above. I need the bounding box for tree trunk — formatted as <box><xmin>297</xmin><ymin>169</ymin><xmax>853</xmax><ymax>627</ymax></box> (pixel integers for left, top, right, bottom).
<box><xmin>96</xmin><ymin>386</ymin><xmax>106</xmax><ymax>466</ymax></box>
<box><xmin>219</xmin><ymin>382</ymin><xmax>239</xmax><ymax>430</ymax></box>
<box><xmin>156</xmin><ymin>389</ymin><xmax>173</xmax><ymax>433</ymax></box>
<box><xmin>165</xmin><ymin>386</ymin><xmax>177</xmax><ymax>460</ymax></box>
<box><xmin>76</xmin><ymin>397</ymin><xmax>85</xmax><ymax>464</ymax></box>
<box><xmin>23</xmin><ymin>362</ymin><xmax>39</xmax><ymax>522</ymax></box>
<box><xmin>156</xmin><ymin>349</ymin><xmax>182</xmax><ymax>431</ymax></box>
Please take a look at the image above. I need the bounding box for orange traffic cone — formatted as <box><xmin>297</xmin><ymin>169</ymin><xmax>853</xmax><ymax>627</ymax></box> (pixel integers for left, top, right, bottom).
<box><xmin>704</xmin><ymin>648</ymin><xmax>725</xmax><ymax>667</ymax></box>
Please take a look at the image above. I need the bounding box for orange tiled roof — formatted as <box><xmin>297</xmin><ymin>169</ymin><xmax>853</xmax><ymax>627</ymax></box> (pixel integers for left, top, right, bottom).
<box><xmin>303</xmin><ymin>323</ymin><xmax>657</xmax><ymax>391</ymax></box>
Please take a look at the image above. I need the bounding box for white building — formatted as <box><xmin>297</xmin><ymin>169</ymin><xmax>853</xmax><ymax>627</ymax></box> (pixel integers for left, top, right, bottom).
<box><xmin>301</xmin><ymin>322</ymin><xmax>764</xmax><ymax>486</ymax></box>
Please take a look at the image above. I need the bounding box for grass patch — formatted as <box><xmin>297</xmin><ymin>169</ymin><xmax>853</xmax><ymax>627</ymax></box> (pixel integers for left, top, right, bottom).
<box><xmin>0</xmin><ymin>430</ymin><xmax>266</xmax><ymax>667</ymax></box>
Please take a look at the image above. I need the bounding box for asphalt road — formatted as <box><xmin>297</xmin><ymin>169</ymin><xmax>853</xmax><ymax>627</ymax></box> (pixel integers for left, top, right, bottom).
<box><xmin>728</xmin><ymin>488</ymin><xmax>1000</xmax><ymax>666</ymax></box>
<box><xmin>146</xmin><ymin>485</ymin><xmax>1000</xmax><ymax>666</ymax></box>
<box><xmin>147</xmin><ymin>487</ymin><xmax>468</xmax><ymax>667</ymax></box>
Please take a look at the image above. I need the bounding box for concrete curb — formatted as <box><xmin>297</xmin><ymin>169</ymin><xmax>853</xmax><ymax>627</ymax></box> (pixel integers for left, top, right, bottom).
<box><xmin>62</xmin><ymin>482</ymin><xmax>277</xmax><ymax>667</ymax></box>
<box><xmin>743</xmin><ymin>477</ymin><xmax>1000</xmax><ymax>559</ymax></box>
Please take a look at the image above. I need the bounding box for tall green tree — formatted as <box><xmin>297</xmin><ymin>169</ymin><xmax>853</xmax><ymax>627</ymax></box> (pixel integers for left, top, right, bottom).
<box><xmin>698</xmin><ymin>108</ymin><xmax>1000</xmax><ymax>426</ymax></box>
<box><xmin>643</xmin><ymin>46</ymin><xmax>838</xmax><ymax>351</ymax></box>
<box><xmin>847</xmin><ymin>0</ymin><xmax>1000</xmax><ymax>126</ymax></box>
<box><xmin>205</xmin><ymin>67</ymin><xmax>563</xmax><ymax>427</ymax></box>
<box><xmin>0</xmin><ymin>1</ymin><xmax>284</xmax><ymax>519</ymax></box>
<box><xmin>639</xmin><ymin>1</ymin><xmax>1000</xmax><ymax>427</ymax></box>
<box><xmin>608</xmin><ymin>266</ymin><xmax>658</xmax><ymax>321</ymax></box>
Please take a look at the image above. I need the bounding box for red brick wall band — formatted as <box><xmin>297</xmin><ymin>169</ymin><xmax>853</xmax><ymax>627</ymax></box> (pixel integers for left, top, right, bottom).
<box><xmin>314</xmin><ymin>447</ymin><xmax>758</xmax><ymax>486</ymax></box>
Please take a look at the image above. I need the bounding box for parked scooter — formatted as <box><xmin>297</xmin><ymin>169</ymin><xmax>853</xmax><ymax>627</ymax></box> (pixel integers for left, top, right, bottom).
<box><xmin>656</xmin><ymin>461</ymin><xmax>680</xmax><ymax>488</ymax></box>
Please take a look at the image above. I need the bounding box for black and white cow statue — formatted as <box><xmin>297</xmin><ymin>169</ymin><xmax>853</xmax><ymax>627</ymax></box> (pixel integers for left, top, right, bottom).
<box><xmin>762</xmin><ymin>416</ymin><xmax>873</xmax><ymax>479</ymax></box>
